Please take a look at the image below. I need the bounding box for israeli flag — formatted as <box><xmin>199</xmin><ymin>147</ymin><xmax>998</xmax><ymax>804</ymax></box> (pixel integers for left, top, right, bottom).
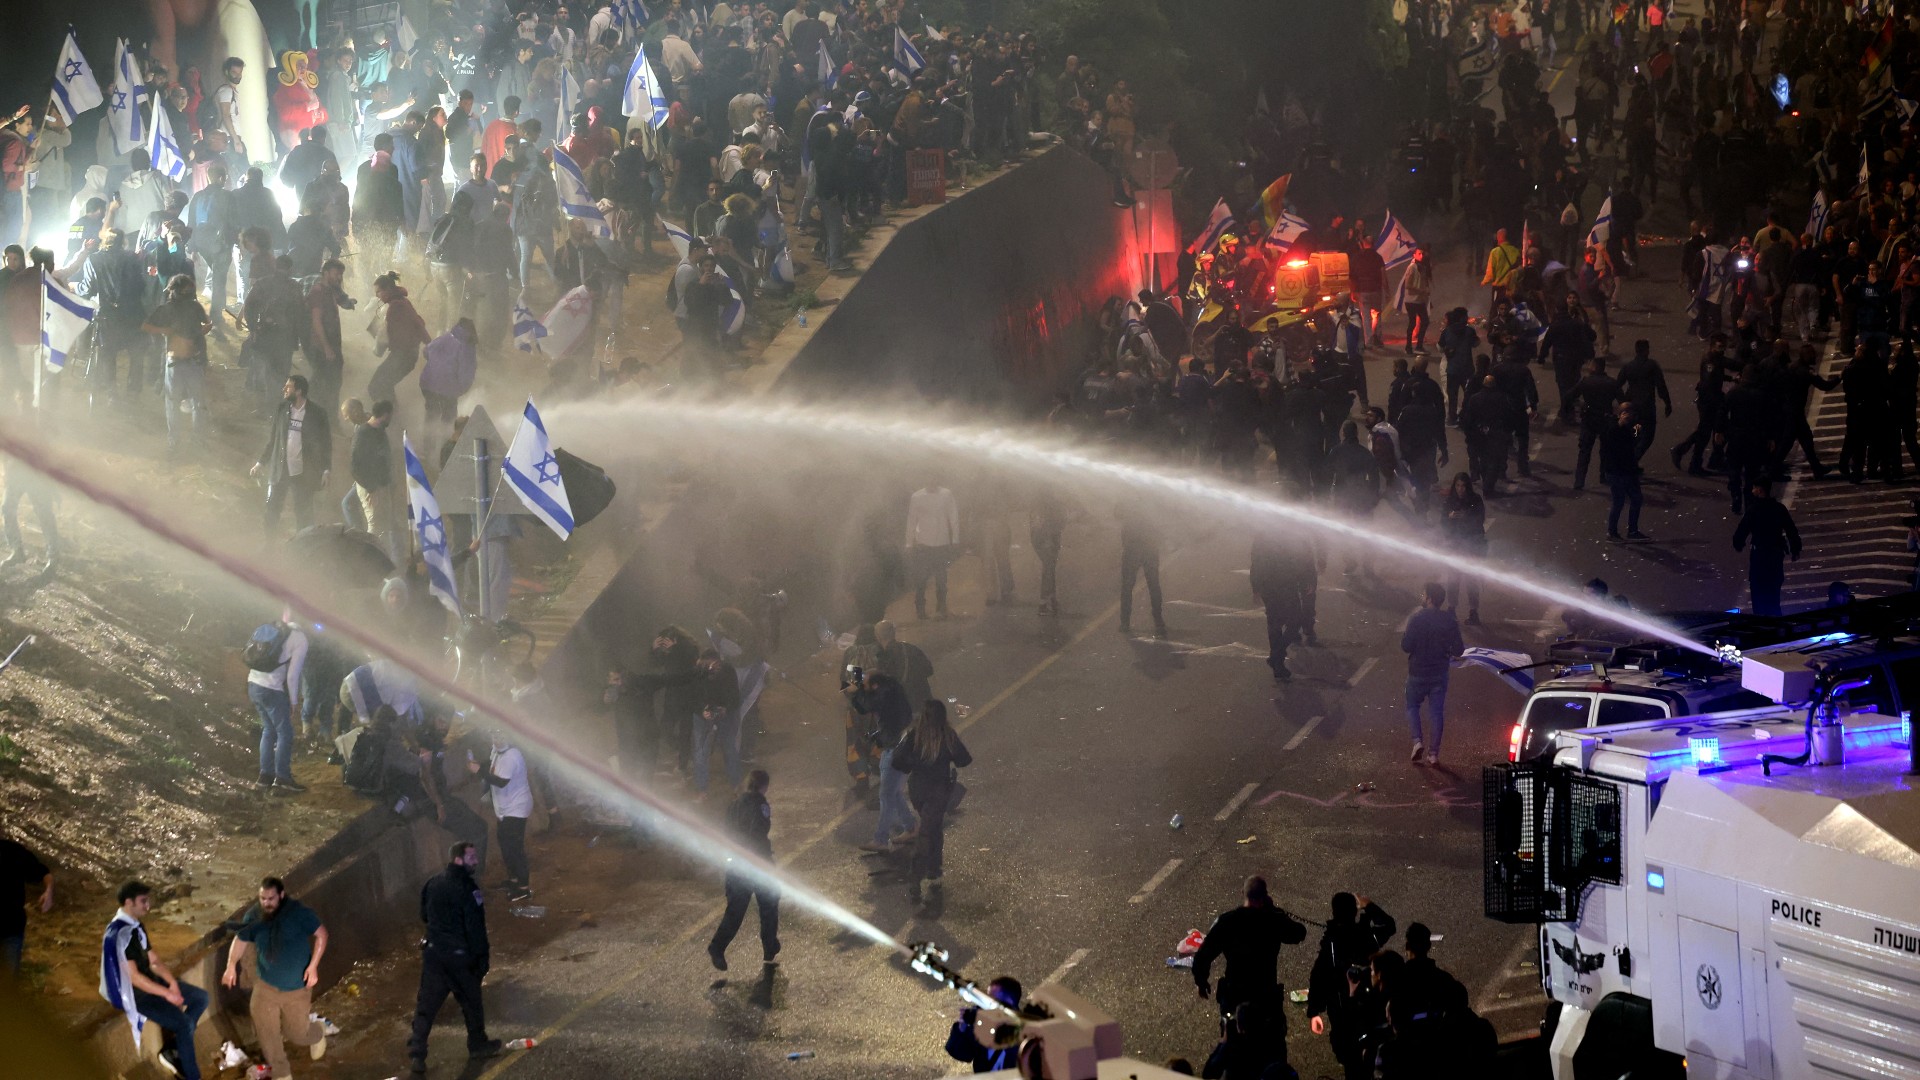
<box><xmin>1456</xmin><ymin>32</ymin><xmax>1498</xmax><ymax>85</ymax></box>
<box><xmin>1373</xmin><ymin>211</ymin><xmax>1419</xmax><ymax>269</ymax></box>
<box><xmin>925</xmin><ymin>23</ymin><xmax>944</xmax><ymax>42</ymax></box>
<box><xmin>41</xmin><ymin>269</ymin><xmax>95</xmax><ymax>371</ymax></box>
<box><xmin>403</xmin><ymin>434</ymin><xmax>463</xmax><ymax>617</ymax></box>
<box><xmin>551</xmin><ymin>147</ymin><xmax>610</xmax><ymax>238</ymax></box>
<box><xmin>513</xmin><ymin>294</ymin><xmax>548</xmax><ymax>353</ymax></box>
<box><xmin>623</xmin><ymin>49</ymin><xmax>670</xmax><ymax>130</ymax></box>
<box><xmin>107</xmin><ymin>39</ymin><xmax>149</xmax><ymax>156</ymax></box>
<box><xmin>718</xmin><ymin>266</ymin><xmax>746</xmax><ymax>335</ymax></box>
<box><xmin>818</xmin><ymin>40</ymin><xmax>837</xmax><ymax>91</ymax></box>
<box><xmin>768</xmin><ymin>244</ymin><xmax>796</xmax><ymax>287</ymax></box>
<box><xmin>662</xmin><ymin>217</ymin><xmax>694</xmax><ymax>258</ymax></box>
<box><xmin>397</xmin><ymin>14</ymin><xmax>419</xmax><ymax>54</ymax></box>
<box><xmin>1187</xmin><ymin>197</ymin><xmax>1234</xmax><ymax>255</ymax></box>
<box><xmin>1586</xmin><ymin>194</ymin><xmax>1612</xmax><ymax>248</ymax></box>
<box><xmin>1259</xmin><ymin>210</ymin><xmax>1309</xmax><ymax>255</ymax></box>
<box><xmin>50</xmin><ymin>29</ymin><xmax>104</xmax><ymax>124</ymax></box>
<box><xmin>893</xmin><ymin>26</ymin><xmax>926</xmax><ymax>75</ymax></box>
<box><xmin>148</xmin><ymin>104</ymin><xmax>188</xmax><ymax>182</ymax></box>
<box><xmin>503</xmin><ymin>399</ymin><xmax>575</xmax><ymax>539</ymax></box>
<box><xmin>1455</xmin><ymin>647</ymin><xmax>1537</xmax><ymax>693</ymax></box>
<box><xmin>1806</xmin><ymin>189</ymin><xmax>1830</xmax><ymax>240</ymax></box>
<box><xmin>559</xmin><ymin>65</ymin><xmax>581</xmax><ymax>130</ymax></box>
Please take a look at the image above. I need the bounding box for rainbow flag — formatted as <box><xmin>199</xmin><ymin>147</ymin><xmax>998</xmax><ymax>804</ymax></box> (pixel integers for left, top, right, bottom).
<box><xmin>1866</xmin><ymin>15</ymin><xmax>1896</xmax><ymax>79</ymax></box>
<box><xmin>1257</xmin><ymin>173</ymin><xmax>1292</xmax><ymax>229</ymax></box>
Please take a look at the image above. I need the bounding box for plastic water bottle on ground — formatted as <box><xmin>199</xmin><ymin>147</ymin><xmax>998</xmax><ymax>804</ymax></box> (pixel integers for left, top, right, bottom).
<box><xmin>506</xmin><ymin>1037</ymin><xmax>538</xmax><ymax>1050</ymax></box>
<box><xmin>787</xmin><ymin>1050</ymin><xmax>816</xmax><ymax>1061</ymax></box>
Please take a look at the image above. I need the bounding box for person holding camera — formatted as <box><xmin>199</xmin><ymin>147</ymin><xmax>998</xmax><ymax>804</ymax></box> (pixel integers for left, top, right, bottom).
<box><xmin>945</xmin><ymin>976</ymin><xmax>1023</xmax><ymax>1072</ymax></box>
<box><xmin>1305</xmin><ymin>891</ymin><xmax>1396</xmax><ymax>1080</ymax></box>
<box><xmin>1193</xmin><ymin>875</ymin><xmax>1308</xmax><ymax>1019</ymax></box>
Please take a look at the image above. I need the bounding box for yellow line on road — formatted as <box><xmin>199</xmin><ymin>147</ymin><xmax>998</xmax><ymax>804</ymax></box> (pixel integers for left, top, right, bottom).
<box><xmin>478</xmin><ymin>601</ymin><xmax>1122</xmax><ymax>1076</ymax></box>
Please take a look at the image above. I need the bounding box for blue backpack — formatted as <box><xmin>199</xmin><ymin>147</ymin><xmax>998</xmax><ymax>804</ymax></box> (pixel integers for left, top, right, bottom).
<box><xmin>242</xmin><ymin>622</ymin><xmax>291</xmax><ymax>673</ymax></box>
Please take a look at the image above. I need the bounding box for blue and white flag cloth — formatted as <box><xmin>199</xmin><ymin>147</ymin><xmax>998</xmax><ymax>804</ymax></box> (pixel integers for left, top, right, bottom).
<box><xmin>662</xmin><ymin>217</ymin><xmax>694</xmax><ymax>258</ymax></box>
<box><xmin>403</xmin><ymin>434</ymin><xmax>463</xmax><ymax>617</ymax></box>
<box><xmin>1456</xmin><ymin>32</ymin><xmax>1498</xmax><ymax>84</ymax></box>
<box><xmin>1455</xmin><ymin>647</ymin><xmax>1537</xmax><ymax>693</ymax></box>
<box><xmin>41</xmin><ymin>270</ymin><xmax>94</xmax><ymax>371</ymax></box>
<box><xmin>513</xmin><ymin>294</ymin><xmax>548</xmax><ymax>353</ymax></box>
<box><xmin>148</xmin><ymin>103</ymin><xmax>188</xmax><ymax>182</ymax></box>
<box><xmin>503</xmin><ymin>399</ymin><xmax>575</xmax><ymax>539</ymax></box>
<box><xmin>1187</xmin><ymin>197</ymin><xmax>1234</xmax><ymax>255</ymax></box>
<box><xmin>1806</xmin><ymin>189</ymin><xmax>1830</xmax><ymax>240</ymax></box>
<box><xmin>50</xmin><ymin>29</ymin><xmax>104</xmax><ymax>124</ymax></box>
<box><xmin>818</xmin><ymin>40</ymin><xmax>837</xmax><ymax>91</ymax></box>
<box><xmin>99</xmin><ymin>912</ymin><xmax>146</xmax><ymax>1044</ymax></box>
<box><xmin>397</xmin><ymin>14</ymin><xmax>419</xmax><ymax>54</ymax></box>
<box><xmin>558</xmin><ymin>65</ymin><xmax>581</xmax><ymax>130</ymax></box>
<box><xmin>717</xmin><ymin>266</ymin><xmax>746</xmax><ymax>336</ymax></box>
<box><xmin>925</xmin><ymin>23</ymin><xmax>945</xmax><ymax>42</ymax></box>
<box><xmin>768</xmin><ymin>244</ymin><xmax>796</xmax><ymax>287</ymax></box>
<box><xmin>107</xmin><ymin>39</ymin><xmax>148</xmax><ymax>156</ymax></box>
<box><xmin>622</xmin><ymin>49</ymin><xmax>669</xmax><ymax>130</ymax></box>
<box><xmin>1586</xmin><ymin>194</ymin><xmax>1613</xmax><ymax>248</ymax></box>
<box><xmin>1259</xmin><ymin>210</ymin><xmax>1309</xmax><ymax>255</ymax></box>
<box><xmin>893</xmin><ymin>26</ymin><xmax>926</xmax><ymax>75</ymax></box>
<box><xmin>1373</xmin><ymin>211</ymin><xmax>1419</xmax><ymax>269</ymax></box>
<box><xmin>550</xmin><ymin>147</ymin><xmax>611</xmax><ymax>238</ymax></box>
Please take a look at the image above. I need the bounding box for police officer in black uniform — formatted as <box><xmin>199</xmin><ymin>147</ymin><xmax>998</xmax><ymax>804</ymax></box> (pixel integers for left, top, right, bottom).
<box><xmin>407</xmin><ymin>841</ymin><xmax>501</xmax><ymax>1074</ymax></box>
<box><xmin>1192</xmin><ymin>876</ymin><xmax>1308</xmax><ymax>1019</ymax></box>
<box><xmin>708</xmin><ymin>769</ymin><xmax>780</xmax><ymax>971</ymax></box>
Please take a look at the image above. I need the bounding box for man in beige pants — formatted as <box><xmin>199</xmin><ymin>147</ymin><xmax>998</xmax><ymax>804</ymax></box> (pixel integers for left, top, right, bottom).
<box><xmin>222</xmin><ymin>877</ymin><xmax>330</xmax><ymax>1077</ymax></box>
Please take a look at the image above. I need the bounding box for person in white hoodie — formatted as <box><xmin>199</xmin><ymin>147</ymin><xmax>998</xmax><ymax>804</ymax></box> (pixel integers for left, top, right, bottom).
<box><xmin>112</xmin><ymin>150</ymin><xmax>170</xmax><ymax>239</ymax></box>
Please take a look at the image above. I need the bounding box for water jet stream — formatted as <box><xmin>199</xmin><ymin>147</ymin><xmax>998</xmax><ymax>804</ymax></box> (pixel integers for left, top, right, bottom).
<box><xmin>0</xmin><ymin>430</ymin><xmax>907</xmax><ymax>957</ymax></box>
<box><xmin>549</xmin><ymin>398</ymin><xmax>1717</xmax><ymax>657</ymax></box>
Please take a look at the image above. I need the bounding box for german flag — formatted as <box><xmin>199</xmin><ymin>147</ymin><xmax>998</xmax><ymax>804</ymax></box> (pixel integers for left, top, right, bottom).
<box><xmin>1865</xmin><ymin>15</ymin><xmax>1896</xmax><ymax>79</ymax></box>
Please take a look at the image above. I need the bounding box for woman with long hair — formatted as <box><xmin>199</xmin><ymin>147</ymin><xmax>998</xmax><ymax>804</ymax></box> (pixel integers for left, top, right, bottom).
<box><xmin>890</xmin><ymin>700</ymin><xmax>971</xmax><ymax>905</ymax></box>
<box><xmin>1440</xmin><ymin>472</ymin><xmax>1486</xmax><ymax>625</ymax></box>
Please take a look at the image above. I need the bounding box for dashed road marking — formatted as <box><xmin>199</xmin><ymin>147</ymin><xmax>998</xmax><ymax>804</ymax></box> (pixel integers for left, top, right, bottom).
<box><xmin>1043</xmin><ymin>947</ymin><xmax>1092</xmax><ymax>986</ymax></box>
<box><xmin>1347</xmin><ymin>657</ymin><xmax>1379</xmax><ymax>688</ymax></box>
<box><xmin>1284</xmin><ymin>715</ymin><xmax>1326</xmax><ymax>752</ymax></box>
<box><xmin>1214</xmin><ymin>781</ymin><xmax>1260</xmax><ymax>821</ymax></box>
<box><xmin>1128</xmin><ymin>859</ymin><xmax>1184</xmax><ymax>904</ymax></box>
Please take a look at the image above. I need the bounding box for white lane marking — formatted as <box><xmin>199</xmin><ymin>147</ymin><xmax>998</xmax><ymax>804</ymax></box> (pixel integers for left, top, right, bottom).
<box><xmin>1472</xmin><ymin>936</ymin><xmax>1541</xmax><ymax>1017</ymax></box>
<box><xmin>1128</xmin><ymin>859</ymin><xmax>1184</xmax><ymax>904</ymax></box>
<box><xmin>1043</xmin><ymin>947</ymin><xmax>1092</xmax><ymax>986</ymax></box>
<box><xmin>1347</xmin><ymin>657</ymin><xmax>1380</xmax><ymax>688</ymax></box>
<box><xmin>1214</xmin><ymin>782</ymin><xmax>1260</xmax><ymax>821</ymax></box>
<box><xmin>1284</xmin><ymin>715</ymin><xmax>1326</xmax><ymax>752</ymax></box>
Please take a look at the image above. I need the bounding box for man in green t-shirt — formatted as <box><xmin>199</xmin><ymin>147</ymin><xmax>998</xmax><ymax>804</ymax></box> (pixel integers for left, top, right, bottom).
<box><xmin>222</xmin><ymin>877</ymin><xmax>330</xmax><ymax>1077</ymax></box>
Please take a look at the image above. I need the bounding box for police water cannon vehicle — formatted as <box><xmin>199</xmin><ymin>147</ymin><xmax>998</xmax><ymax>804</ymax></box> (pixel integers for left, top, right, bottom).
<box><xmin>1483</xmin><ymin>634</ymin><xmax>1920</xmax><ymax>1080</ymax></box>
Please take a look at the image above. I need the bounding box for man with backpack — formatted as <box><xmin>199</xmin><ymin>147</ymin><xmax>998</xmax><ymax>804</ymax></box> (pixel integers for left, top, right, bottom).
<box><xmin>185</xmin><ymin>164</ymin><xmax>237</xmax><ymax>344</ymax></box>
<box><xmin>245</xmin><ymin>615</ymin><xmax>310</xmax><ymax>793</ymax></box>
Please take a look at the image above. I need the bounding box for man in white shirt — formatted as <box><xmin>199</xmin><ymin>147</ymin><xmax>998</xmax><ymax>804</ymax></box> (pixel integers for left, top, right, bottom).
<box><xmin>548</xmin><ymin>7</ymin><xmax>579</xmax><ymax>64</ymax></box>
<box><xmin>214</xmin><ymin>57</ymin><xmax>248</xmax><ymax>162</ymax></box>
<box><xmin>246</xmin><ymin>613</ymin><xmax>311</xmax><ymax>792</ymax></box>
<box><xmin>252</xmin><ymin>375</ymin><xmax>332</xmax><ymax>536</ymax></box>
<box><xmin>904</xmin><ymin>482</ymin><xmax>960</xmax><ymax>619</ymax></box>
<box><xmin>474</xmin><ymin>737</ymin><xmax>534</xmax><ymax>901</ymax></box>
<box><xmin>659</xmin><ymin>18</ymin><xmax>704</xmax><ymax>87</ymax></box>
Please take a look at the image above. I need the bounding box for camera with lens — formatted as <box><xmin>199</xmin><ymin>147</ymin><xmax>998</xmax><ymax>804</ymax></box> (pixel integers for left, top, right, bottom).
<box><xmin>844</xmin><ymin>664</ymin><xmax>864</xmax><ymax>687</ymax></box>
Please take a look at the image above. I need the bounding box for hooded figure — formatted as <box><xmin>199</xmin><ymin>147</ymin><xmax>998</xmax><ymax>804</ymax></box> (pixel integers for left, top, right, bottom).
<box><xmin>419</xmin><ymin>317</ymin><xmax>478</xmax><ymax>429</ymax></box>
<box><xmin>70</xmin><ymin>164</ymin><xmax>109</xmax><ymax>222</ymax></box>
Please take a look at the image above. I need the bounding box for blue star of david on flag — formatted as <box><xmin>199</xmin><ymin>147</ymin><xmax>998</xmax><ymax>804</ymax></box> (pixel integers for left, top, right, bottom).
<box><xmin>504</xmin><ymin>399</ymin><xmax>577</xmax><ymax>540</ymax></box>
<box><xmin>403</xmin><ymin>434</ymin><xmax>463</xmax><ymax>617</ymax></box>
<box><xmin>51</xmin><ymin>29</ymin><xmax>104</xmax><ymax>124</ymax></box>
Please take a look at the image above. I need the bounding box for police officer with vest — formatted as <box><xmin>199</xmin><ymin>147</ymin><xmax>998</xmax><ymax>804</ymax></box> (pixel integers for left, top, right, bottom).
<box><xmin>708</xmin><ymin>769</ymin><xmax>781</xmax><ymax>970</ymax></box>
<box><xmin>407</xmin><ymin>841</ymin><xmax>502</xmax><ymax>1074</ymax></box>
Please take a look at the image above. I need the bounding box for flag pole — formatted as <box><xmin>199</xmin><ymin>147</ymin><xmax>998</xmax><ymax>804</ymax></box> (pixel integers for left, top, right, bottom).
<box><xmin>34</xmin><ymin>268</ymin><xmax>45</xmax><ymax>409</ymax></box>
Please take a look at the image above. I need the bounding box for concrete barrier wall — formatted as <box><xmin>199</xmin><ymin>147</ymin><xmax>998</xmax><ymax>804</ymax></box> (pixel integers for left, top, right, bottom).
<box><xmin>773</xmin><ymin>146</ymin><xmax>1145</xmax><ymax>406</ymax></box>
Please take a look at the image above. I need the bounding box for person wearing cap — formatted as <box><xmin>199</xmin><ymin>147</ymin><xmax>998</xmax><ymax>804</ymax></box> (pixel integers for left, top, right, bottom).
<box><xmin>74</xmin><ymin>228</ymin><xmax>151</xmax><ymax>411</ymax></box>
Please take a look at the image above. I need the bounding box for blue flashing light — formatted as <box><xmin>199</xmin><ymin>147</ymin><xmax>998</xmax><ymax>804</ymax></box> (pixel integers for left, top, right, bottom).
<box><xmin>1903</xmin><ymin>711</ymin><xmax>1913</xmax><ymax>749</ymax></box>
<box><xmin>1690</xmin><ymin>736</ymin><xmax>1722</xmax><ymax>766</ymax></box>
<box><xmin>1725</xmin><ymin>608</ymin><xmax>1741</xmax><ymax>614</ymax></box>
<box><xmin>1809</xmin><ymin>632</ymin><xmax>1855</xmax><ymax>645</ymax></box>
<box><xmin>1646</xmin><ymin>870</ymin><xmax>1666</xmax><ymax>890</ymax></box>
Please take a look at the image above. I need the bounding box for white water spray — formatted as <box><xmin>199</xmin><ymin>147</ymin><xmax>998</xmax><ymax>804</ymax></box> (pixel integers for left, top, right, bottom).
<box><xmin>0</xmin><ymin>431</ymin><xmax>908</xmax><ymax>956</ymax></box>
<box><xmin>549</xmin><ymin>398</ymin><xmax>1717</xmax><ymax>657</ymax></box>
